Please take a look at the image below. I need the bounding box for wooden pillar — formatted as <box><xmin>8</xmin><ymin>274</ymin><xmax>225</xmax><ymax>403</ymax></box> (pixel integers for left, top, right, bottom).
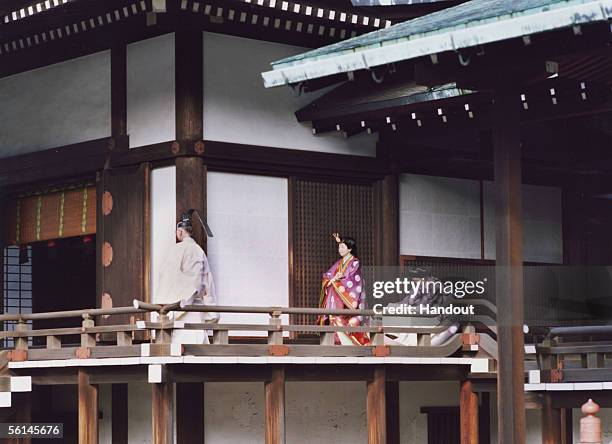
<box><xmin>175</xmin><ymin>157</ymin><xmax>207</xmax><ymax>249</ymax></box>
<box><xmin>177</xmin><ymin>382</ymin><xmax>205</xmax><ymax>444</ymax></box>
<box><xmin>541</xmin><ymin>393</ymin><xmax>561</xmax><ymax>444</ymax></box>
<box><xmin>562</xmin><ymin>188</ymin><xmax>587</xmax><ymax>265</ymax></box>
<box><xmin>78</xmin><ymin>369</ymin><xmax>98</xmax><ymax>444</ymax></box>
<box><xmin>460</xmin><ymin>380</ymin><xmax>479</xmax><ymax>444</ymax></box>
<box><xmin>561</xmin><ymin>408</ymin><xmax>573</xmax><ymax>444</ymax></box>
<box><xmin>381</xmin><ymin>174</ymin><xmax>399</xmax><ymax>266</ymax></box>
<box><xmin>7</xmin><ymin>392</ymin><xmax>32</xmax><ymax>444</ymax></box>
<box><xmin>175</xmin><ymin>26</ymin><xmax>206</xmax><ymax>250</ymax></box>
<box><xmin>493</xmin><ymin>85</ymin><xmax>526</xmax><ymax>444</ymax></box>
<box><xmin>111</xmin><ymin>44</ymin><xmax>127</xmax><ymax>140</ymax></box>
<box><xmin>367</xmin><ymin>366</ymin><xmax>387</xmax><ymax>444</ymax></box>
<box><xmin>152</xmin><ymin>383</ymin><xmax>174</xmax><ymax>444</ymax></box>
<box><xmin>112</xmin><ymin>384</ymin><xmax>128</xmax><ymax>444</ymax></box>
<box><xmin>175</xmin><ymin>28</ymin><xmax>203</xmax><ymax>143</ymax></box>
<box><xmin>385</xmin><ymin>381</ymin><xmax>400</xmax><ymax>444</ymax></box>
<box><xmin>265</xmin><ymin>366</ymin><xmax>286</xmax><ymax>444</ymax></box>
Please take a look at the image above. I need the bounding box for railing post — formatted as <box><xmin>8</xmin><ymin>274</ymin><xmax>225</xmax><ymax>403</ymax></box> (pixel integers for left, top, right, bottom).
<box><xmin>268</xmin><ymin>311</ymin><xmax>283</xmax><ymax>345</ymax></box>
<box><xmin>14</xmin><ymin>320</ymin><xmax>28</xmax><ymax>352</ymax></box>
<box><xmin>81</xmin><ymin>314</ymin><xmax>96</xmax><ymax>348</ymax></box>
<box><xmin>320</xmin><ymin>331</ymin><xmax>335</xmax><ymax>345</ymax></box>
<box><xmin>116</xmin><ymin>331</ymin><xmax>132</xmax><ymax>347</ymax></box>
<box><xmin>212</xmin><ymin>329</ymin><xmax>229</xmax><ymax>345</ymax></box>
<box><xmin>46</xmin><ymin>335</ymin><xmax>61</xmax><ymax>349</ymax></box>
<box><xmin>370</xmin><ymin>316</ymin><xmax>384</xmax><ymax>346</ymax></box>
<box><xmin>580</xmin><ymin>399</ymin><xmax>601</xmax><ymax>444</ymax></box>
<box><xmin>155</xmin><ymin>313</ymin><xmax>172</xmax><ymax>344</ymax></box>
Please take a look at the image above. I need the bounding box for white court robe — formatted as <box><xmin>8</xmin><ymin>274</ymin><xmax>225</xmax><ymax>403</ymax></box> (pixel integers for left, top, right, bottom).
<box><xmin>155</xmin><ymin>236</ymin><xmax>219</xmax><ymax>344</ymax></box>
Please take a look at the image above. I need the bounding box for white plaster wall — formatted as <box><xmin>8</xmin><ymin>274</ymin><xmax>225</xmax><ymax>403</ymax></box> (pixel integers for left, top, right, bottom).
<box><xmin>286</xmin><ymin>382</ymin><xmax>367</xmax><ymax>443</ymax></box>
<box><xmin>484</xmin><ymin>182</ymin><xmax>562</xmax><ymax>263</ymax></box>
<box><xmin>150</xmin><ymin>166</ymin><xmax>177</xmax><ymax>303</ymax></box>
<box><xmin>207</xmin><ymin>172</ymin><xmax>289</xmax><ymax>330</ymax></box>
<box><xmin>128</xmin><ymin>383</ymin><xmax>152</xmax><ymax>444</ymax></box>
<box><xmin>127</xmin><ymin>33</ymin><xmax>175</xmax><ymax>148</ymax></box>
<box><xmin>399</xmin><ymin>381</ymin><xmax>459</xmax><ymax>443</ymax></box>
<box><xmin>399</xmin><ymin>174</ymin><xmax>481</xmax><ymax>259</ymax></box>
<box><xmin>205</xmin><ymin>381</ymin><xmax>366</xmax><ymax>444</ymax></box>
<box><xmin>205</xmin><ymin>382</ymin><xmax>264</xmax><ymax>443</ymax></box>
<box><xmin>399</xmin><ymin>174</ymin><xmax>563</xmax><ymax>263</ymax></box>
<box><xmin>99</xmin><ymin>384</ymin><xmax>112</xmax><ymax>444</ymax></box>
<box><xmin>0</xmin><ymin>52</ymin><xmax>111</xmax><ymax>158</ymax></box>
<box><xmin>203</xmin><ymin>32</ymin><xmax>376</xmax><ymax>157</ymax></box>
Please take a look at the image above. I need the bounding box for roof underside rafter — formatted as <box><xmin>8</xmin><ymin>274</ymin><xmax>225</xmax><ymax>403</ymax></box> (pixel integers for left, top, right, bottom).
<box><xmin>0</xmin><ymin>0</ymin><xmax>404</xmax><ymax>76</ymax></box>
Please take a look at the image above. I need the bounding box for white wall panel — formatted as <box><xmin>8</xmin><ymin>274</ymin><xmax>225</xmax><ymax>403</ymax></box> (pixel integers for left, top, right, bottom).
<box><xmin>399</xmin><ymin>174</ymin><xmax>481</xmax><ymax>259</ymax></box>
<box><xmin>207</xmin><ymin>172</ymin><xmax>289</xmax><ymax>330</ymax></box>
<box><xmin>128</xmin><ymin>383</ymin><xmax>152</xmax><ymax>443</ymax></box>
<box><xmin>127</xmin><ymin>33</ymin><xmax>175</xmax><ymax>148</ymax></box>
<box><xmin>205</xmin><ymin>381</ymin><xmax>365</xmax><ymax>444</ymax></box>
<box><xmin>98</xmin><ymin>384</ymin><xmax>112</xmax><ymax>444</ymax></box>
<box><xmin>0</xmin><ymin>52</ymin><xmax>111</xmax><ymax>158</ymax></box>
<box><xmin>203</xmin><ymin>32</ymin><xmax>376</xmax><ymax>157</ymax></box>
<box><xmin>150</xmin><ymin>166</ymin><xmax>177</xmax><ymax>304</ymax></box>
<box><xmin>287</xmin><ymin>382</ymin><xmax>367</xmax><ymax>443</ymax></box>
<box><xmin>205</xmin><ymin>382</ymin><xmax>264</xmax><ymax>443</ymax></box>
<box><xmin>483</xmin><ymin>182</ymin><xmax>562</xmax><ymax>263</ymax></box>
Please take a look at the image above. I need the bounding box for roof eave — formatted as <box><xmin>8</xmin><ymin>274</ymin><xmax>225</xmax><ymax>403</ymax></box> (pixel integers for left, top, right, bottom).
<box><xmin>262</xmin><ymin>0</ymin><xmax>612</xmax><ymax>88</ymax></box>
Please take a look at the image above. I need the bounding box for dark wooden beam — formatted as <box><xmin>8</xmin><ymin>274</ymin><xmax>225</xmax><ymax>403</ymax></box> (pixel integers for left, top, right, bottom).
<box><xmin>152</xmin><ymin>382</ymin><xmax>174</xmax><ymax>444</ymax></box>
<box><xmin>177</xmin><ymin>383</ymin><xmax>205</xmax><ymax>444</ymax></box>
<box><xmin>175</xmin><ymin>157</ymin><xmax>207</xmax><ymax>250</ymax></box>
<box><xmin>381</xmin><ymin>174</ymin><xmax>399</xmax><ymax>266</ymax></box>
<box><xmin>265</xmin><ymin>366</ymin><xmax>286</xmax><ymax>444</ymax></box>
<box><xmin>385</xmin><ymin>381</ymin><xmax>400</xmax><ymax>444</ymax></box>
<box><xmin>541</xmin><ymin>393</ymin><xmax>562</xmax><ymax>444</ymax></box>
<box><xmin>111</xmin><ymin>44</ymin><xmax>127</xmax><ymax>140</ymax></box>
<box><xmin>111</xmin><ymin>384</ymin><xmax>128</xmax><ymax>444</ymax></box>
<box><xmin>105</xmin><ymin>139</ymin><xmax>386</xmax><ymax>180</ymax></box>
<box><xmin>175</xmin><ymin>28</ymin><xmax>203</xmax><ymax>143</ymax></box>
<box><xmin>460</xmin><ymin>380</ymin><xmax>479</xmax><ymax>444</ymax></box>
<box><xmin>0</xmin><ymin>2</ymin><xmax>160</xmax><ymax>80</ymax></box>
<box><xmin>562</xmin><ymin>408</ymin><xmax>573</xmax><ymax>444</ymax></box>
<box><xmin>174</xmin><ymin>25</ymin><xmax>207</xmax><ymax>249</ymax></box>
<box><xmin>562</xmin><ymin>187</ymin><xmax>588</xmax><ymax>265</ymax></box>
<box><xmin>0</xmin><ymin>137</ymin><xmax>114</xmax><ymax>189</ymax></box>
<box><xmin>78</xmin><ymin>369</ymin><xmax>99</xmax><ymax>444</ymax></box>
<box><xmin>493</xmin><ymin>84</ymin><xmax>526</xmax><ymax>444</ymax></box>
<box><xmin>367</xmin><ymin>366</ymin><xmax>387</xmax><ymax>444</ymax></box>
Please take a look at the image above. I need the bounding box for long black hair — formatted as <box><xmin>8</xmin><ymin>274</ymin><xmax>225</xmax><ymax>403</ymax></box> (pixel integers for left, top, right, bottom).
<box><xmin>341</xmin><ymin>236</ymin><xmax>357</xmax><ymax>257</ymax></box>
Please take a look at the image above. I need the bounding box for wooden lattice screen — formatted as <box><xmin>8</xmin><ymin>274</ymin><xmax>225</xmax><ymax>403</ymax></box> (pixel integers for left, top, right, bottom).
<box><xmin>291</xmin><ymin>179</ymin><xmax>374</xmax><ymax>328</ymax></box>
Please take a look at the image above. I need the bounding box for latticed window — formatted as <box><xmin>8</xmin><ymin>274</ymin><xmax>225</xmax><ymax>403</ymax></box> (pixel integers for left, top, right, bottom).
<box><xmin>2</xmin><ymin>246</ymin><xmax>33</xmax><ymax>348</ymax></box>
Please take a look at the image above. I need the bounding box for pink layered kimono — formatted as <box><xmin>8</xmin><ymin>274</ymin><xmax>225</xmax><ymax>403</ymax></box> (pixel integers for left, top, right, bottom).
<box><xmin>318</xmin><ymin>254</ymin><xmax>369</xmax><ymax>346</ymax></box>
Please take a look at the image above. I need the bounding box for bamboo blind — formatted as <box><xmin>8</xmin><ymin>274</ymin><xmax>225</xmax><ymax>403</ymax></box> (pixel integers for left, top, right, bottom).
<box><xmin>3</xmin><ymin>186</ymin><xmax>96</xmax><ymax>245</ymax></box>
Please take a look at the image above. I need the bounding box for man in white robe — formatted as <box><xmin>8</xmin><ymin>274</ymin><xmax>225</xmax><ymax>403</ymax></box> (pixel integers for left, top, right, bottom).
<box><xmin>155</xmin><ymin>211</ymin><xmax>219</xmax><ymax>344</ymax></box>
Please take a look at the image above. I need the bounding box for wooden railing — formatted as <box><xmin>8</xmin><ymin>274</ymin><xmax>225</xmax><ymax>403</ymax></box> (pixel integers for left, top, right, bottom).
<box><xmin>0</xmin><ymin>299</ymin><xmax>499</xmax><ymax>363</ymax></box>
<box><xmin>536</xmin><ymin>325</ymin><xmax>612</xmax><ymax>383</ymax></box>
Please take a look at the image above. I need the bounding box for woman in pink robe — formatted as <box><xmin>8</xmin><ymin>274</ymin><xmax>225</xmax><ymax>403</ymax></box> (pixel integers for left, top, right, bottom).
<box><xmin>318</xmin><ymin>233</ymin><xmax>369</xmax><ymax>346</ymax></box>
